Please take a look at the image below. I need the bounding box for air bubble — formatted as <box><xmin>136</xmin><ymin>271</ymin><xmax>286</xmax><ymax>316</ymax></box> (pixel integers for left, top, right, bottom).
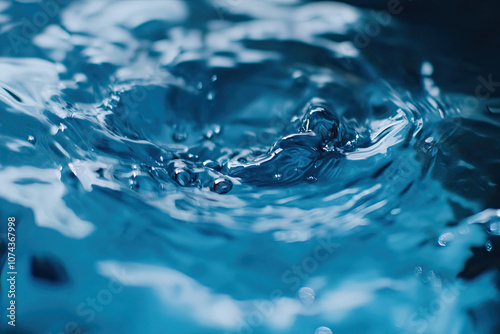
<box><xmin>292</xmin><ymin>70</ymin><xmax>308</xmax><ymax>86</ymax></box>
<box><xmin>28</xmin><ymin>135</ymin><xmax>36</xmax><ymax>144</ymax></box>
<box><xmin>423</xmin><ymin>137</ymin><xmax>435</xmax><ymax>150</ymax></box>
<box><xmin>173</xmin><ymin>132</ymin><xmax>187</xmax><ymax>143</ymax></box>
<box><xmin>298</xmin><ymin>287</ymin><xmax>315</xmax><ymax>304</ymax></box>
<box><xmin>315</xmin><ymin>326</ymin><xmax>332</xmax><ymax>334</ymax></box>
<box><xmin>488</xmin><ymin>221</ymin><xmax>500</xmax><ymax>236</ymax></box>
<box><xmin>486</xmin><ymin>240</ymin><xmax>493</xmax><ymax>252</ymax></box>
<box><xmin>129</xmin><ymin>177</ymin><xmax>139</xmax><ymax>190</ymax></box>
<box><xmin>203</xmin><ymin>124</ymin><xmax>222</xmax><ymax>140</ymax></box>
<box><xmin>438</xmin><ymin>232</ymin><xmax>454</xmax><ymax>246</ymax></box>
<box><xmin>173</xmin><ymin>168</ymin><xmax>192</xmax><ymax>186</ymax></box>
<box><xmin>211</xmin><ymin>178</ymin><xmax>232</xmax><ymax>194</ymax></box>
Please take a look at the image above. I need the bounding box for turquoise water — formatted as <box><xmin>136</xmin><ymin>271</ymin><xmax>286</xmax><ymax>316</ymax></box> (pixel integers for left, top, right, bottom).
<box><xmin>1</xmin><ymin>1</ymin><xmax>500</xmax><ymax>333</ymax></box>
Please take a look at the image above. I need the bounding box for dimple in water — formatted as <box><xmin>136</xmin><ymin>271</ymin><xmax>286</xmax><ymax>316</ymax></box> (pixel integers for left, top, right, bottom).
<box><xmin>225</xmin><ymin>98</ymin><xmax>366</xmax><ymax>185</ymax></box>
<box><xmin>162</xmin><ymin>99</ymin><xmax>366</xmax><ymax>192</ymax></box>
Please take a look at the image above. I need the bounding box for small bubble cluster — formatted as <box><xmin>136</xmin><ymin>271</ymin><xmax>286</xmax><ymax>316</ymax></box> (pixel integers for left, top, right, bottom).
<box><xmin>203</xmin><ymin>124</ymin><xmax>222</xmax><ymax>140</ymax></box>
<box><xmin>438</xmin><ymin>232</ymin><xmax>454</xmax><ymax>246</ymax></box>
<box><xmin>485</xmin><ymin>240</ymin><xmax>493</xmax><ymax>252</ymax></box>
<box><xmin>173</xmin><ymin>132</ymin><xmax>187</xmax><ymax>143</ymax></box>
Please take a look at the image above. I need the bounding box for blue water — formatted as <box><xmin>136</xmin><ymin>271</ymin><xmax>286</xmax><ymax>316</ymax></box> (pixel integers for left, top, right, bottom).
<box><xmin>1</xmin><ymin>1</ymin><xmax>500</xmax><ymax>333</ymax></box>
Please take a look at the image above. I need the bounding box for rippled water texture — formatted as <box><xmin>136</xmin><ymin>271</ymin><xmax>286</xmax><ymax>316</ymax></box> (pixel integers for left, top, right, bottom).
<box><xmin>1</xmin><ymin>0</ymin><xmax>500</xmax><ymax>333</ymax></box>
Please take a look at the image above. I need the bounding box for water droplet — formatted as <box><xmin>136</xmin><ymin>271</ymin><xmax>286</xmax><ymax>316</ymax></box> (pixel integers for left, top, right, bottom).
<box><xmin>292</xmin><ymin>70</ymin><xmax>308</xmax><ymax>85</ymax></box>
<box><xmin>173</xmin><ymin>132</ymin><xmax>187</xmax><ymax>143</ymax></box>
<box><xmin>315</xmin><ymin>326</ymin><xmax>332</xmax><ymax>334</ymax></box>
<box><xmin>292</xmin><ymin>70</ymin><xmax>303</xmax><ymax>79</ymax></box>
<box><xmin>423</xmin><ymin>137</ymin><xmax>435</xmax><ymax>150</ymax></box>
<box><xmin>273</xmin><ymin>173</ymin><xmax>282</xmax><ymax>181</ymax></box>
<box><xmin>27</xmin><ymin>135</ymin><xmax>36</xmax><ymax>144</ymax></box>
<box><xmin>298</xmin><ymin>287</ymin><xmax>315</xmax><ymax>304</ymax></box>
<box><xmin>173</xmin><ymin>168</ymin><xmax>192</xmax><ymax>186</ymax></box>
<box><xmin>210</xmin><ymin>74</ymin><xmax>218</xmax><ymax>82</ymax></box>
<box><xmin>438</xmin><ymin>232</ymin><xmax>454</xmax><ymax>246</ymax></box>
<box><xmin>486</xmin><ymin>240</ymin><xmax>493</xmax><ymax>252</ymax></box>
<box><xmin>197</xmin><ymin>82</ymin><xmax>203</xmax><ymax>90</ymax></box>
<box><xmin>211</xmin><ymin>178</ymin><xmax>232</xmax><ymax>194</ymax></box>
<box><xmin>207</xmin><ymin>91</ymin><xmax>215</xmax><ymax>101</ymax></box>
<box><xmin>203</xmin><ymin>124</ymin><xmax>222</xmax><ymax>140</ymax></box>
